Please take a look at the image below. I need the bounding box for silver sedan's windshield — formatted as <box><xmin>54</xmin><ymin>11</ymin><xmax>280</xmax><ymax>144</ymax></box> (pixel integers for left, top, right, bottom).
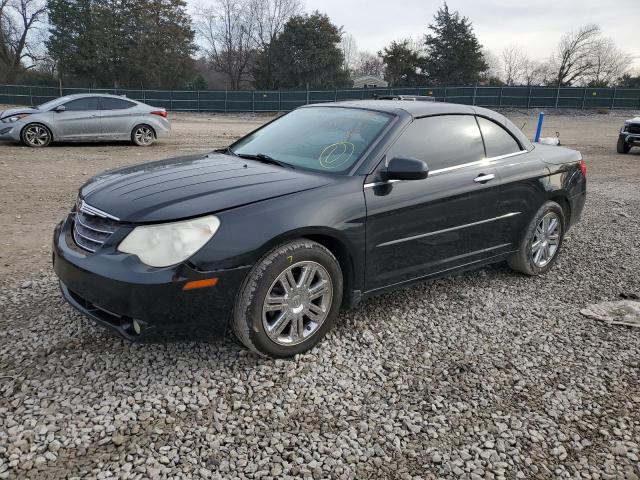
<box><xmin>231</xmin><ymin>107</ymin><xmax>393</xmax><ymax>173</ymax></box>
<box><xmin>36</xmin><ymin>98</ymin><xmax>64</xmax><ymax>110</ymax></box>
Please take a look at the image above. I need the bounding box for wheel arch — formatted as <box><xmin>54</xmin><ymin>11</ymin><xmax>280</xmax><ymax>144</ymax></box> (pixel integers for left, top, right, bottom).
<box><xmin>21</xmin><ymin>122</ymin><xmax>54</xmax><ymax>142</ymax></box>
<box><xmin>257</xmin><ymin>227</ymin><xmax>360</xmax><ymax>309</ymax></box>
<box><xmin>549</xmin><ymin>194</ymin><xmax>571</xmax><ymax>228</ymax></box>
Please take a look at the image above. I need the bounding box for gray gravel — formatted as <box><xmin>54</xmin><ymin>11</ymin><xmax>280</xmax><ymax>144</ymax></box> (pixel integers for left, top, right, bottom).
<box><xmin>1</xmin><ymin>187</ymin><xmax>639</xmax><ymax>479</ymax></box>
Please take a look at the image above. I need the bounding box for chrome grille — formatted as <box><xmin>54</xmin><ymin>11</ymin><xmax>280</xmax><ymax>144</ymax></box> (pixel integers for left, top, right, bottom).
<box><xmin>72</xmin><ymin>201</ymin><xmax>120</xmax><ymax>253</ymax></box>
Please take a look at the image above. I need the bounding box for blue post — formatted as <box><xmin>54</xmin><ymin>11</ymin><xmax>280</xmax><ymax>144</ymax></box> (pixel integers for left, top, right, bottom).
<box><xmin>534</xmin><ymin>112</ymin><xmax>544</xmax><ymax>142</ymax></box>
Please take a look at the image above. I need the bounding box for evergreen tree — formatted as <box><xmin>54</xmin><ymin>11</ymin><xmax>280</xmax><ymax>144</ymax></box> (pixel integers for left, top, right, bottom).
<box><xmin>47</xmin><ymin>0</ymin><xmax>196</xmax><ymax>88</ymax></box>
<box><xmin>379</xmin><ymin>40</ymin><xmax>423</xmax><ymax>87</ymax></box>
<box><xmin>254</xmin><ymin>11</ymin><xmax>351</xmax><ymax>89</ymax></box>
<box><xmin>423</xmin><ymin>2</ymin><xmax>487</xmax><ymax>85</ymax></box>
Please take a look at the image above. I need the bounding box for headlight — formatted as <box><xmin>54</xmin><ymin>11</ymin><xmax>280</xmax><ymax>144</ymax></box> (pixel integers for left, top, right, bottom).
<box><xmin>117</xmin><ymin>215</ymin><xmax>220</xmax><ymax>267</ymax></box>
<box><xmin>1</xmin><ymin>113</ymin><xmax>30</xmax><ymax>123</ymax></box>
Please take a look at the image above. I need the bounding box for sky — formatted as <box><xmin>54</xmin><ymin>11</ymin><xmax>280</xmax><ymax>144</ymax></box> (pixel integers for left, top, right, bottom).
<box><xmin>304</xmin><ymin>0</ymin><xmax>640</xmax><ymax>71</ymax></box>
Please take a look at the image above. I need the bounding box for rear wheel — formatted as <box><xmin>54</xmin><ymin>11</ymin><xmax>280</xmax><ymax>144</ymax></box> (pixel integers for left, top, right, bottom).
<box><xmin>21</xmin><ymin>123</ymin><xmax>51</xmax><ymax>148</ymax></box>
<box><xmin>508</xmin><ymin>201</ymin><xmax>565</xmax><ymax>276</ymax></box>
<box><xmin>617</xmin><ymin>137</ymin><xmax>630</xmax><ymax>154</ymax></box>
<box><xmin>232</xmin><ymin>239</ymin><xmax>343</xmax><ymax>358</ymax></box>
<box><xmin>131</xmin><ymin>124</ymin><xmax>155</xmax><ymax>146</ymax></box>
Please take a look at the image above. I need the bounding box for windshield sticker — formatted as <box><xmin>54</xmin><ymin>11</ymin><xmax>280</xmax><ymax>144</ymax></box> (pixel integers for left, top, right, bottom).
<box><xmin>319</xmin><ymin>142</ymin><xmax>355</xmax><ymax>169</ymax></box>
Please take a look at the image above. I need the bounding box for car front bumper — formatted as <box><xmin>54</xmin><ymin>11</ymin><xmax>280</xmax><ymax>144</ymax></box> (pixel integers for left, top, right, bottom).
<box><xmin>620</xmin><ymin>131</ymin><xmax>640</xmax><ymax>145</ymax></box>
<box><xmin>53</xmin><ymin>215</ymin><xmax>250</xmax><ymax>341</ymax></box>
<box><xmin>0</xmin><ymin>123</ymin><xmax>22</xmax><ymax>142</ymax></box>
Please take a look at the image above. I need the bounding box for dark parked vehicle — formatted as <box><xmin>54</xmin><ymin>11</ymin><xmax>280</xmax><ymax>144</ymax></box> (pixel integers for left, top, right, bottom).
<box><xmin>618</xmin><ymin>116</ymin><xmax>640</xmax><ymax>153</ymax></box>
<box><xmin>53</xmin><ymin>100</ymin><xmax>587</xmax><ymax>358</ymax></box>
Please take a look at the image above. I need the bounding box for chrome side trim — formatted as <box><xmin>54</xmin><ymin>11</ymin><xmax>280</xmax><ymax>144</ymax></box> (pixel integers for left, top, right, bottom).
<box><xmin>364</xmin><ymin>150</ymin><xmax>528</xmax><ymax>188</ymax></box>
<box><xmin>376</xmin><ymin>212</ymin><xmax>521</xmax><ymax>248</ymax></box>
<box><xmin>79</xmin><ymin>200</ymin><xmax>120</xmax><ymax>221</ymax></box>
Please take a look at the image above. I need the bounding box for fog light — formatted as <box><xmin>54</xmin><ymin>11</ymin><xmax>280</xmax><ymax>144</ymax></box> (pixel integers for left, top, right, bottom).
<box><xmin>132</xmin><ymin>319</ymin><xmax>142</xmax><ymax>335</ymax></box>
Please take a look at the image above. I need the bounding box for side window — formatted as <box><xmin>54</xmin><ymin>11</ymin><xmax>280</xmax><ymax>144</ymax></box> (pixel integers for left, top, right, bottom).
<box><xmin>63</xmin><ymin>97</ymin><xmax>99</xmax><ymax>111</ymax></box>
<box><xmin>101</xmin><ymin>97</ymin><xmax>136</xmax><ymax>110</ymax></box>
<box><xmin>477</xmin><ymin>116</ymin><xmax>521</xmax><ymax>158</ymax></box>
<box><xmin>387</xmin><ymin>115</ymin><xmax>485</xmax><ymax>171</ymax></box>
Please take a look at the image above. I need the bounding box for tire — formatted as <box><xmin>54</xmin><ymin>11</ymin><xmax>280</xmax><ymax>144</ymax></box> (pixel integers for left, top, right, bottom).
<box><xmin>617</xmin><ymin>137</ymin><xmax>630</xmax><ymax>154</ymax></box>
<box><xmin>508</xmin><ymin>201</ymin><xmax>565</xmax><ymax>276</ymax></box>
<box><xmin>21</xmin><ymin>123</ymin><xmax>52</xmax><ymax>148</ymax></box>
<box><xmin>232</xmin><ymin>239</ymin><xmax>343</xmax><ymax>358</ymax></box>
<box><xmin>131</xmin><ymin>124</ymin><xmax>155</xmax><ymax>146</ymax></box>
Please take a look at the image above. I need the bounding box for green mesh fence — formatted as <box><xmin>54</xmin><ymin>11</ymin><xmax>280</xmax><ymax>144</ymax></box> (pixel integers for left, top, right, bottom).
<box><xmin>1</xmin><ymin>84</ymin><xmax>639</xmax><ymax>112</ymax></box>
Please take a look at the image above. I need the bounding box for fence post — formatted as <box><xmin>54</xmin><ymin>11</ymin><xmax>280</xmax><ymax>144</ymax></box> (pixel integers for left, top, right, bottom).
<box><xmin>444</xmin><ymin>86</ymin><xmax>447</xmax><ymax>102</ymax></box>
<box><xmin>306</xmin><ymin>85</ymin><xmax>310</xmax><ymax>105</ymax></box>
<box><xmin>554</xmin><ymin>85</ymin><xmax>560</xmax><ymax>108</ymax></box>
<box><xmin>527</xmin><ymin>86</ymin><xmax>532</xmax><ymax>109</ymax></box>
<box><xmin>278</xmin><ymin>90</ymin><xmax>281</xmax><ymax>112</ymax></box>
<box><xmin>334</xmin><ymin>88</ymin><xmax>337</xmax><ymax>102</ymax></box>
<box><xmin>252</xmin><ymin>90</ymin><xmax>255</xmax><ymax>113</ymax></box>
<box><xmin>472</xmin><ymin>83</ymin><xmax>477</xmax><ymax>105</ymax></box>
<box><xmin>611</xmin><ymin>87</ymin><xmax>617</xmax><ymax>110</ymax></box>
<box><xmin>498</xmin><ymin>87</ymin><xmax>503</xmax><ymax>107</ymax></box>
<box><xmin>197</xmin><ymin>90</ymin><xmax>200</xmax><ymax>113</ymax></box>
<box><xmin>29</xmin><ymin>86</ymin><xmax>33</xmax><ymax>106</ymax></box>
<box><xmin>224</xmin><ymin>89</ymin><xmax>228</xmax><ymax>113</ymax></box>
<box><xmin>169</xmin><ymin>90</ymin><xmax>173</xmax><ymax>112</ymax></box>
<box><xmin>581</xmin><ymin>87</ymin><xmax>586</xmax><ymax>109</ymax></box>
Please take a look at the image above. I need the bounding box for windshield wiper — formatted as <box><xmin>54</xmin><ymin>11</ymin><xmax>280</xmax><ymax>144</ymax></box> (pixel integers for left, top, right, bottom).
<box><xmin>235</xmin><ymin>153</ymin><xmax>294</xmax><ymax>169</ymax></box>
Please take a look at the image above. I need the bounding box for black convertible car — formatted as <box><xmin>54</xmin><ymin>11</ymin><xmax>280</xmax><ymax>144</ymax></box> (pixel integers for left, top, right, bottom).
<box><xmin>53</xmin><ymin>100</ymin><xmax>586</xmax><ymax>357</ymax></box>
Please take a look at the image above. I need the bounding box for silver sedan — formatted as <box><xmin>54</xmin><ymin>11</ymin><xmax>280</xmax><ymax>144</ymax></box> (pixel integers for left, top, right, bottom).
<box><xmin>0</xmin><ymin>94</ymin><xmax>171</xmax><ymax>147</ymax></box>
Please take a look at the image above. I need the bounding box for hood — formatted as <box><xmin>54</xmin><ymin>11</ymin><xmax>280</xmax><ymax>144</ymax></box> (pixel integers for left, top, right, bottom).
<box><xmin>80</xmin><ymin>153</ymin><xmax>334</xmax><ymax>223</ymax></box>
<box><xmin>625</xmin><ymin>117</ymin><xmax>640</xmax><ymax>124</ymax></box>
<box><xmin>0</xmin><ymin>107</ymin><xmax>40</xmax><ymax>119</ymax></box>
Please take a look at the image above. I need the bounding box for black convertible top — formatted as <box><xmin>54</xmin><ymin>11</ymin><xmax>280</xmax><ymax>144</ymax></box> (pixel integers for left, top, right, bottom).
<box><xmin>304</xmin><ymin>100</ymin><xmax>534</xmax><ymax>151</ymax></box>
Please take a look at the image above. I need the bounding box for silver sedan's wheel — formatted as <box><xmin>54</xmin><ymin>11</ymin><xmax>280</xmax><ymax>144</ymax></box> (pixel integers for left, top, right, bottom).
<box><xmin>22</xmin><ymin>124</ymin><xmax>51</xmax><ymax>147</ymax></box>
<box><xmin>132</xmin><ymin>125</ymin><xmax>154</xmax><ymax>146</ymax></box>
<box><xmin>531</xmin><ymin>212</ymin><xmax>561</xmax><ymax>267</ymax></box>
<box><xmin>262</xmin><ymin>261</ymin><xmax>333</xmax><ymax>346</ymax></box>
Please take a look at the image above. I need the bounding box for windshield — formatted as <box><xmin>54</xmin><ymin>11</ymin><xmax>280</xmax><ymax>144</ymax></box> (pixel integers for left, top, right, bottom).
<box><xmin>36</xmin><ymin>98</ymin><xmax>64</xmax><ymax>110</ymax></box>
<box><xmin>231</xmin><ymin>107</ymin><xmax>393</xmax><ymax>173</ymax></box>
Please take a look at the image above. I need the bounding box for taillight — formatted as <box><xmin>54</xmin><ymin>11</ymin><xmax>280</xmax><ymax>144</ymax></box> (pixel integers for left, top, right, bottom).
<box><xmin>578</xmin><ymin>159</ymin><xmax>587</xmax><ymax>177</ymax></box>
<box><xmin>151</xmin><ymin>110</ymin><xmax>167</xmax><ymax>118</ymax></box>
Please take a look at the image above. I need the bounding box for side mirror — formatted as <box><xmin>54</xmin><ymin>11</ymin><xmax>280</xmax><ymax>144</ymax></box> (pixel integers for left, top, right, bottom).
<box><xmin>385</xmin><ymin>157</ymin><xmax>429</xmax><ymax>181</ymax></box>
<box><xmin>53</xmin><ymin>105</ymin><xmax>66</xmax><ymax>112</ymax></box>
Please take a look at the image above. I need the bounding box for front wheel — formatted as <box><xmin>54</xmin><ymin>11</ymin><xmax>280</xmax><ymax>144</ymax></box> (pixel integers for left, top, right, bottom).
<box><xmin>21</xmin><ymin>123</ymin><xmax>51</xmax><ymax>147</ymax></box>
<box><xmin>232</xmin><ymin>239</ymin><xmax>343</xmax><ymax>358</ymax></box>
<box><xmin>617</xmin><ymin>137</ymin><xmax>630</xmax><ymax>154</ymax></box>
<box><xmin>131</xmin><ymin>124</ymin><xmax>155</xmax><ymax>146</ymax></box>
<box><xmin>508</xmin><ymin>201</ymin><xmax>565</xmax><ymax>275</ymax></box>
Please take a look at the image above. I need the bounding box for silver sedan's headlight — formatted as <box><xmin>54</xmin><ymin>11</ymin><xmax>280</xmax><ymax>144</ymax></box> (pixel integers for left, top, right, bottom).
<box><xmin>1</xmin><ymin>113</ymin><xmax>30</xmax><ymax>123</ymax></box>
<box><xmin>117</xmin><ymin>215</ymin><xmax>220</xmax><ymax>267</ymax></box>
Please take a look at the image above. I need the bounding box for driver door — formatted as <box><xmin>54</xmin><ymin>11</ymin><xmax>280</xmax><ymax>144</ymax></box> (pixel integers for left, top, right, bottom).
<box><xmin>53</xmin><ymin>97</ymin><xmax>102</xmax><ymax>139</ymax></box>
<box><xmin>364</xmin><ymin>115</ymin><xmax>502</xmax><ymax>292</ymax></box>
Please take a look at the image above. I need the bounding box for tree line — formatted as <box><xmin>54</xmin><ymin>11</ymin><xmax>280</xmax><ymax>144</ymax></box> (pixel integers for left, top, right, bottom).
<box><xmin>1</xmin><ymin>0</ymin><xmax>638</xmax><ymax>90</ymax></box>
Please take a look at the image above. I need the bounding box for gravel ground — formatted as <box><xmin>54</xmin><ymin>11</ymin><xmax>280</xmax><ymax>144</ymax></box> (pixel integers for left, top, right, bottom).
<box><xmin>1</xmin><ymin>111</ymin><xmax>639</xmax><ymax>479</ymax></box>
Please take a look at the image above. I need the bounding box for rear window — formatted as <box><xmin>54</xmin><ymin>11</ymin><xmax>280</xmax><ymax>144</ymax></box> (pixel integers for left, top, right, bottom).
<box><xmin>101</xmin><ymin>97</ymin><xmax>136</xmax><ymax>110</ymax></box>
<box><xmin>477</xmin><ymin>117</ymin><xmax>522</xmax><ymax>158</ymax></box>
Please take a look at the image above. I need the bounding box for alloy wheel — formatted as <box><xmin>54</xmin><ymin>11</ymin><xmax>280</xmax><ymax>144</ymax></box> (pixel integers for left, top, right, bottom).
<box><xmin>24</xmin><ymin>125</ymin><xmax>50</xmax><ymax>147</ymax></box>
<box><xmin>531</xmin><ymin>212</ymin><xmax>561</xmax><ymax>267</ymax></box>
<box><xmin>134</xmin><ymin>126</ymin><xmax>154</xmax><ymax>145</ymax></box>
<box><xmin>262</xmin><ymin>261</ymin><xmax>333</xmax><ymax>346</ymax></box>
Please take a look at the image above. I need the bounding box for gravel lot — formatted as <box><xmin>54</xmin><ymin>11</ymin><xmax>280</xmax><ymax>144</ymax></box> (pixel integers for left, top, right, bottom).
<box><xmin>1</xmin><ymin>110</ymin><xmax>639</xmax><ymax>479</ymax></box>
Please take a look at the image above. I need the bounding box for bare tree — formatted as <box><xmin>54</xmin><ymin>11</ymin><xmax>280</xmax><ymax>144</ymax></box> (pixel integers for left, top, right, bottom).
<box><xmin>480</xmin><ymin>48</ymin><xmax>502</xmax><ymax>83</ymax></box>
<box><xmin>551</xmin><ymin>23</ymin><xmax>600</xmax><ymax>86</ymax></box>
<box><xmin>501</xmin><ymin>45</ymin><xmax>528</xmax><ymax>85</ymax></box>
<box><xmin>0</xmin><ymin>0</ymin><xmax>47</xmax><ymax>82</ymax></box>
<box><xmin>522</xmin><ymin>58</ymin><xmax>551</xmax><ymax>86</ymax></box>
<box><xmin>583</xmin><ymin>37</ymin><xmax>631</xmax><ymax>87</ymax></box>
<box><xmin>354</xmin><ymin>51</ymin><xmax>384</xmax><ymax>78</ymax></box>
<box><xmin>340</xmin><ymin>32</ymin><xmax>358</xmax><ymax>72</ymax></box>
<box><xmin>249</xmin><ymin>0</ymin><xmax>301</xmax><ymax>48</ymax></box>
<box><xmin>194</xmin><ymin>0</ymin><xmax>257</xmax><ymax>89</ymax></box>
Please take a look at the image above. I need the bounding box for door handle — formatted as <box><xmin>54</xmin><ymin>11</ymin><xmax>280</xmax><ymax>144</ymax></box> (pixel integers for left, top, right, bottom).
<box><xmin>474</xmin><ymin>173</ymin><xmax>495</xmax><ymax>183</ymax></box>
